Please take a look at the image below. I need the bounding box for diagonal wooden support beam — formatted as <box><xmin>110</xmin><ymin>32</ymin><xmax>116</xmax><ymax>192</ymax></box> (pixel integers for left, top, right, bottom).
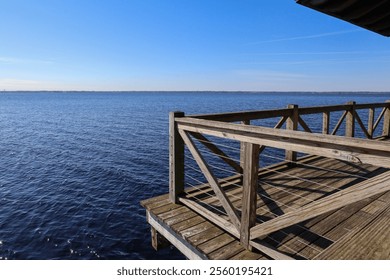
<box><xmin>250</xmin><ymin>170</ymin><xmax>390</xmax><ymax>240</ymax></box>
<box><xmin>179</xmin><ymin>197</ymin><xmax>240</xmax><ymax>237</ymax></box>
<box><xmin>189</xmin><ymin>132</ymin><xmax>242</xmax><ymax>173</ymax></box>
<box><xmin>354</xmin><ymin>111</ymin><xmax>370</xmax><ymax>139</ymax></box>
<box><xmin>331</xmin><ymin>110</ymin><xmax>348</xmax><ymax>135</ymax></box>
<box><xmin>249</xmin><ymin>239</ymin><xmax>294</xmax><ymax>260</ymax></box>
<box><xmin>373</xmin><ymin>106</ymin><xmax>386</xmax><ymax>132</ymax></box>
<box><xmin>275</xmin><ymin>116</ymin><xmax>288</xmax><ymax>129</ymax></box>
<box><xmin>298</xmin><ymin>116</ymin><xmax>312</xmax><ymax>133</ymax></box>
<box><xmin>179</xmin><ymin>197</ymin><xmax>293</xmax><ymax>260</ymax></box>
<box><xmin>178</xmin><ymin>129</ymin><xmax>241</xmax><ymax>231</ymax></box>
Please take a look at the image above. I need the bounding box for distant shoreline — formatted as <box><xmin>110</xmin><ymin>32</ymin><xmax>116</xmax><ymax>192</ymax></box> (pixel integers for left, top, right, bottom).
<box><xmin>1</xmin><ymin>90</ymin><xmax>390</xmax><ymax>95</ymax></box>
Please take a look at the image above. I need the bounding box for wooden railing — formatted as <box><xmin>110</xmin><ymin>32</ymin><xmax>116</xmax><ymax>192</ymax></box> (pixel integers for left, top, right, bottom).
<box><xmin>168</xmin><ymin>101</ymin><xmax>390</xmax><ymax>256</ymax></box>
<box><xmin>190</xmin><ymin>101</ymin><xmax>390</xmax><ymax>138</ymax></box>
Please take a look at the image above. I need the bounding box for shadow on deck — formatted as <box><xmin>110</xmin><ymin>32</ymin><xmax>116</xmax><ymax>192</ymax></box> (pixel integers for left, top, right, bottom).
<box><xmin>141</xmin><ymin>155</ymin><xmax>390</xmax><ymax>260</ymax></box>
<box><xmin>142</xmin><ymin>102</ymin><xmax>390</xmax><ymax>260</ymax></box>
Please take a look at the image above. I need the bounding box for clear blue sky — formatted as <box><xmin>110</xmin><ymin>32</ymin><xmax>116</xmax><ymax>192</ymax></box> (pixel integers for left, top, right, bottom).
<box><xmin>1</xmin><ymin>0</ymin><xmax>390</xmax><ymax>91</ymax></box>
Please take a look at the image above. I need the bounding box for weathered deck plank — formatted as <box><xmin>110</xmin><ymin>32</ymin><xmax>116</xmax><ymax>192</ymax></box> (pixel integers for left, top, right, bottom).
<box><xmin>230</xmin><ymin>249</ymin><xmax>269</xmax><ymax>260</ymax></box>
<box><xmin>250</xmin><ymin>170</ymin><xmax>390</xmax><ymax>240</ymax></box>
<box><xmin>198</xmin><ymin>234</ymin><xmax>236</xmax><ymax>255</ymax></box>
<box><xmin>188</xmin><ymin>225</ymin><xmax>225</xmax><ymax>246</ymax></box>
<box><xmin>141</xmin><ymin>155</ymin><xmax>389</xmax><ymax>260</ymax></box>
<box><xmin>295</xmin><ymin>192</ymin><xmax>387</xmax><ymax>259</ymax></box>
<box><xmin>315</xmin><ymin>205</ymin><xmax>390</xmax><ymax>260</ymax></box>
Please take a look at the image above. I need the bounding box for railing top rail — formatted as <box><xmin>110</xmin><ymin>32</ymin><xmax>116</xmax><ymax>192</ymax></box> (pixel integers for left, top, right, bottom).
<box><xmin>176</xmin><ymin>117</ymin><xmax>389</xmax><ymax>151</ymax></box>
<box><xmin>188</xmin><ymin>102</ymin><xmax>389</xmax><ymax>122</ymax></box>
<box><xmin>190</xmin><ymin>108</ymin><xmax>292</xmax><ymax>122</ymax></box>
<box><xmin>176</xmin><ymin>117</ymin><xmax>390</xmax><ymax>168</ymax></box>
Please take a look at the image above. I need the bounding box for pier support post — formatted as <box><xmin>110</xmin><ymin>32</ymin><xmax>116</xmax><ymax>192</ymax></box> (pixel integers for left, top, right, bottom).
<box><xmin>151</xmin><ymin>227</ymin><xmax>170</xmax><ymax>251</ymax></box>
<box><xmin>240</xmin><ymin>120</ymin><xmax>250</xmax><ymax>170</ymax></box>
<box><xmin>383</xmin><ymin>100</ymin><xmax>390</xmax><ymax>138</ymax></box>
<box><xmin>345</xmin><ymin>101</ymin><xmax>356</xmax><ymax>138</ymax></box>
<box><xmin>169</xmin><ymin>111</ymin><xmax>185</xmax><ymax>204</ymax></box>
<box><xmin>322</xmin><ymin>111</ymin><xmax>330</xmax><ymax>135</ymax></box>
<box><xmin>285</xmin><ymin>104</ymin><xmax>298</xmax><ymax>163</ymax></box>
<box><xmin>368</xmin><ymin>108</ymin><xmax>375</xmax><ymax>139</ymax></box>
<box><xmin>240</xmin><ymin>142</ymin><xmax>259</xmax><ymax>250</ymax></box>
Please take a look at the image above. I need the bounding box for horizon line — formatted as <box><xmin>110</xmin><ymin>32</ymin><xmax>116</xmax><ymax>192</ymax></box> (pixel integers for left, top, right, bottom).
<box><xmin>1</xmin><ymin>90</ymin><xmax>390</xmax><ymax>94</ymax></box>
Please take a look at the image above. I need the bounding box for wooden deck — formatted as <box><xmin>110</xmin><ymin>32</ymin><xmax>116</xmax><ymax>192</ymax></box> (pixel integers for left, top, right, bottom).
<box><xmin>141</xmin><ymin>101</ymin><xmax>390</xmax><ymax>260</ymax></box>
<box><xmin>141</xmin><ymin>155</ymin><xmax>390</xmax><ymax>260</ymax></box>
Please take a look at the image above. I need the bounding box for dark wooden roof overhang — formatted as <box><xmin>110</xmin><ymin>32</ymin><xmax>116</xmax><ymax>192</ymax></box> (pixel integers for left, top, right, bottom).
<box><xmin>296</xmin><ymin>0</ymin><xmax>390</xmax><ymax>37</ymax></box>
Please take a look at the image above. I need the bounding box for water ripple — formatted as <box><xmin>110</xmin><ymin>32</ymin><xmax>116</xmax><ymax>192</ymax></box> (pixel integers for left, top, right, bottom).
<box><xmin>0</xmin><ymin>91</ymin><xmax>388</xmax><ymax>259</ymax></box>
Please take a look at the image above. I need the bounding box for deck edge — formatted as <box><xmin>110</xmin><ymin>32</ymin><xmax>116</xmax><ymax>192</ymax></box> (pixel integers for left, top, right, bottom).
<box><xmin>146</xmin><ymin>211</ymin><xmax>209</xmax><ymax>260</ymax></box>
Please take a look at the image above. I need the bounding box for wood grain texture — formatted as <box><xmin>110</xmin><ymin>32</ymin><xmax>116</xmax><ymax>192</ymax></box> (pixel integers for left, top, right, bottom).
<box><xmin>177</xmin><ymin>121</ymin><xmax>390</xmax><ymax>168</ymax></box>
<box><xmin>141</xmin><ymin>157</ymin><xmax>389</xmax><ymax>259</ymax></box>
<box><xmin>240</xmin><ymin>142</ymin><xmax>259</xmax><ymax>249</ymax></box>
<box><xmin>383</xmin><ymin>101</ymin><xmax>390</xmax><ymax>137</ymax></box>
<box><xmin>143</xmin><ymin>102</ymin><xmax>390</xmax><ymax>259</ymax></box>
<box><xmin>286</xmin><ymin>104</ymin><xmax>298</xmax><ymax>162</ymax></box>
<box><xmin>250</xmin><ymin>170</ymin><xmax>390</xmax><ymax>240</ymax></box>
<box><xmin>315</xmin><ymin>205</ymin><xmax>390</xmax><ymax>260</ymax></box>
<box><xmin>322</xmin><ymin>111</ymin><xmax>330</xmax><ymax>134</ymax></box>
<box><xmin>189</xmin><ymin>102</ymin><xmax>388</xmax><ymax>122</ymax></box>
<box><xmin>169</xmin><ymin>111</ymin><xmax>185</xmax><ymax>203</ymax></box>
<box><xmin>368</xmin><ymin>108</ymin><xmax>375</xmax><ymax>138</ymax></box>
<box><xmin>147</xmin><ymin>211</ymin><xmax>208</xmax><ymax>260</ymax></box>
<box><xmin>345</xmin><ymin>101</ymin><xmax>356</xmax><ymax>137</ymax></box>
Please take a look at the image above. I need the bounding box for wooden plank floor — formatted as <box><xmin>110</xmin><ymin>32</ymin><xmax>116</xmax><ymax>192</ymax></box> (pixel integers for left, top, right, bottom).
<box><xmin>141</xmin><ymin>156</ymin><xmax>390</xmax><ymax>260</ymax></box>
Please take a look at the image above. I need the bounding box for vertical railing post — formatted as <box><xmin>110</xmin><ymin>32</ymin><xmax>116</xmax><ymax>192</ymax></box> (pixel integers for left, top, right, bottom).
<box><xmin>383</xmin><ymin>100</ymin><xmax>390</xmax><ymax>138</ymax></box>
<box><xmin>240</xmin><ymin>141</ymin><xmax>259</xmax><ymax>250</ymax></box>
<box><xmin>322</xmin><ymin>111</ymin><xmax>330</xmax><ymax>135</ymax></box>
<box><xmin>345</xmin><ymin>101</ymin><xmax>356</xmax><ymax>137</ymax></box>
<box><xmin>240</xmin><ymin>120</ymin><xmax>250</xmax><ymax>170</ymax></box>
<box><xmin>368</xmin><ymin>107</ymin><xmax>375</xmax><ymax>139</ymax></box>
<box><xmin>169</xmin><ymin>111</ymin><xmax>185</xmax><ymax>203</ymax></box>
<box><xmin>285</xmin><ymin>104</ymin><xmax>298</xmax><ymax>163</ymax></box>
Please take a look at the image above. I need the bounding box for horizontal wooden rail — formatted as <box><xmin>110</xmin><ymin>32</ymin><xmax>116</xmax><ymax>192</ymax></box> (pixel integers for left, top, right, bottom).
<box><xmin>189</xmin><ymin>102</ymin><xmax>389</xmax><ymax>122</ymax></box>
<box><xmin>355</xmin><ymin>102</ymin><xmax>390</xmax><ymax>110</ymax></box>
<box><xmin>190</xmin><ymin>108</ymin><xmax>292</xmax><ymax>122</ymax></box>
<box><xmin>176</xmin><ymin>117</ymin><xmax>390</xmax><ymax>168</ymax></box>
<box><xmin>299</xmin><ymin>102</ymin><xmax>389</xmax><ymax>115</ymax></box>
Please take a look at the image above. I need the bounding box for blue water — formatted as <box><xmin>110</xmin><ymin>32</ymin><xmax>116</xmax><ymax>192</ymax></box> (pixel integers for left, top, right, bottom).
<box><xmin>0</xmin><ymin>91</ymin><xmax>388</xmax><ymax>259</ymax></box>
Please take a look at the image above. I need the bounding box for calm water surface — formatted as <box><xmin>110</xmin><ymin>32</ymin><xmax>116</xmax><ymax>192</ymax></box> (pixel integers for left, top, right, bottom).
<box><xmin>0</xmin><ymin>92</ymin><xmax>388</xmax><ymax>259</ymax></box>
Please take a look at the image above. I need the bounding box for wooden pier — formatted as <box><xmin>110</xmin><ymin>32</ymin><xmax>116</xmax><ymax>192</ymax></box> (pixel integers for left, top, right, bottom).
<box><xmin>141</xmin><ymin>101</ymin><xmax>390</xmax><ymax>260</ymax></box>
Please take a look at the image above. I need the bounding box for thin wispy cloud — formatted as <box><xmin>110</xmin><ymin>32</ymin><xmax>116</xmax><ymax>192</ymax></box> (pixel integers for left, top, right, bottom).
<box><xmin>0</xmin><ymin>56</ymin><xmax>53</xmax><ymax>64</ymax></box>
<box><xmin>0</xmin><ymin>78</ymin><xmax>43</xmax><ymax>89</ymax></box>
<box><xmin>0</xmin><ymin>78</ymin><xmax>62</xmax><ymax>90</ymax></box>
<box><xmin>240</xmin><ymin>56</ymin><xmax>390</xmax><ymax>66</ymax></box>
<box><xmin>241</xmin><ymin>51</ymin><xmax>370</xmax><ymax>56</ymax></box>
<box><xmin>233</xmin><ymin>69</ymin><xmax>308</xmax><ymax>80</ymax></box>
<box><xmin>247</xmin><ymin>29</ymin><xmax>361</xmax><ymax>45</ymax></box>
